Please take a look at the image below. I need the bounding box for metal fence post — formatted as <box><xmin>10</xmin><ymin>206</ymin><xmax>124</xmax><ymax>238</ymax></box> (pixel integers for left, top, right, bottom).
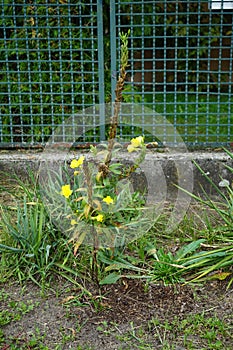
<box><xmin>97</xmin><ymin>0</ymin><xmax>105</xmax><ymax>140</ymax></box>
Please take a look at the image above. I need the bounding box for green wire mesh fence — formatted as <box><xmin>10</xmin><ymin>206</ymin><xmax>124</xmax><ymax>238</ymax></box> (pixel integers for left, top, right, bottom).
<box><xmin>1</xmin><ymin>0</ymin><xmax>233</xmax><ymax>148</ymax></box>
<box><xmin>0</xmin><ymin>0</ymin><xmax>105</xmax><ymax>147</ymax></box>
<box><xmin>112</xmin><ymin>0</ymin><xmax>233</xmax><ymax>147</ymax></box>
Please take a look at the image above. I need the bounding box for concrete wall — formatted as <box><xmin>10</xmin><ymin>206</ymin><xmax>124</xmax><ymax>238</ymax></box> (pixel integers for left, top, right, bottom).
<box><xmin>0</xmin><ymin>150</ymin><xmax>232</xmax><ymax>201</ymax></box>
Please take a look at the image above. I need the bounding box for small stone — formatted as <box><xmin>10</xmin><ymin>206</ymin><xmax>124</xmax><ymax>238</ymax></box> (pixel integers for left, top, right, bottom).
<box><xmin>219</xmin><ymin>179</ymin><xmax>230</xmax><ymax>187</ymax></box>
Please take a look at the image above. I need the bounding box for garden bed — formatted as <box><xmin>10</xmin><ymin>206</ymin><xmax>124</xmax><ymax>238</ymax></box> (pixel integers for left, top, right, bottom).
<box><xmin>0</xmin><ymin>278</ymin><xmax>232</xmax><ymax>349</ymax></box>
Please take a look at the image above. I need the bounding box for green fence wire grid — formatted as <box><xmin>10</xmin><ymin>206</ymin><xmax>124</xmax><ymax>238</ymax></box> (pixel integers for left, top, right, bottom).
<box><xmin>1</xmin><ymin>0</ymin><xmax>233</xmax><ymax>148</ymax></box>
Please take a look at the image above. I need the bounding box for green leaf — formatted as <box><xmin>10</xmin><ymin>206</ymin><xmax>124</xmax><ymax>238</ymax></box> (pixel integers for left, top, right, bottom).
<box><xmin>182</xmin><ymin>249</ymin><xmax>227</xmax><ymax>267</ymax></box>
<box><xmin>175</xmin><ymin>239</ymin><xmax>205</xmax><ymax>260</ymax></box>
<box><xmin>109</xmin><ymin>163</ymin><xmax>123</xmax><ymax>174</ymax></box>
<box><xmin>99</xmin><ymin>272</ymin><xmax>121</xmax><ymax>285</ymax></box>
<box><xmin>0</xmin><ymin>244</ymin><xmax>24</xmax><ymax>253</ymax></box>
<box><xmin>223</xmin><ymin>147</ymin><xmax>233</xmax><ymax>161</ymax></box>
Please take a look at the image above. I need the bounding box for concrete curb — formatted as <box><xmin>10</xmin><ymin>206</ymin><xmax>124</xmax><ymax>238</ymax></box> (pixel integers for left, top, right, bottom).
<box><xmin>0</xmin><ymin>150</ymin><xmax>232</xmax><ymax>200</ymax></box>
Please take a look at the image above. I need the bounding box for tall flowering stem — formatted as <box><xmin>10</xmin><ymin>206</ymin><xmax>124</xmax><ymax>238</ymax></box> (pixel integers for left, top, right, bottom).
<box><xmin>104</xmin><ymin>30</ymin><xmax>130</xmax><ymax>168</ymax></box>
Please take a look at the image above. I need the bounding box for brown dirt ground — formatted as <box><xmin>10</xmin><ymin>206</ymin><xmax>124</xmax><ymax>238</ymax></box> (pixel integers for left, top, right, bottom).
<box><xmin>0</xmin><ymin>177</ymin><xmax>232</xmax><ymax>349</ymax></box>
<box><xmin>0</xmin><ymin>278</ymin><xmax>232</xmax><ymax>349</ymax></box>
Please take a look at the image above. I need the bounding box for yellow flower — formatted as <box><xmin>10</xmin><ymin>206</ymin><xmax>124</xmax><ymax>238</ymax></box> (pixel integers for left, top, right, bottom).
<box><xmin>127</xmin><ymin>136</ymin><xmax>144</xmax><ymax>152</ymax></box>
<box><xmin>61</xmin><ymin>184</ymin><xmax>73</xmax><ymax>199</ymax></box>
<box><xmin>74</xmin><ymin>171</ymin><xmax>79</xmax><ymax>176</ymax></box>
<box><xmin>71</xmin><ymin>219</ymin><xmax>78</xmax><ymax>225</ymax></box>
<box><xmin>70</xmin><ymin>156</ymin><xmax>85</xmax><ymax>169</ymax></box>
<box><xmin>130</xmin><ymin>136</ymin><xmax>144</xmax><ymax>148</ymax></box>
<box><xmin>127</xmin><ymin>144</ymin><xmax>137</xmax><ymax>153</ymax></box>
<box><xmin>92</xmin><ymin>214</ymin><xmax>104</xmax><ymax>222</ymax></box>
<box><xmin>103</xmin><ymin>195</ymin><xmax>114</xmax><ymax>205</ymax></box>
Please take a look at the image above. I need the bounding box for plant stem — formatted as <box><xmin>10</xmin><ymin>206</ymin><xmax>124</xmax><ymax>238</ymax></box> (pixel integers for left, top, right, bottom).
<box><xmin>83</xmin><ymin>159</ymin><xmax>99</xmax><ymax>284</ymax></box>
<box><xmin>91</xmin><ymin>225</ymin><xmax>99</xmax><ymax>286</ymax></box>
<box><xmin>104</xmin><ymin>31</ymin><xmax>129</xmax><ymax>167</ymax></box>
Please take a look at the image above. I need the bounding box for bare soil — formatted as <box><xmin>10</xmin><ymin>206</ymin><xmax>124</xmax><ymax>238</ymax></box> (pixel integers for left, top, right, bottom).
<box><xmin>0</xmin><ymin>278</ymin><xmax>232</xmax><ymax>349</ymax></box>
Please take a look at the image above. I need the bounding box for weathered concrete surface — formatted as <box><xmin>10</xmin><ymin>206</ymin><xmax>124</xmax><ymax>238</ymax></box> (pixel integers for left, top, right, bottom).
<box><xmin>0</xmin><ymin>149</ymin><xmax>232</xmax><ymax>200</ymax></box>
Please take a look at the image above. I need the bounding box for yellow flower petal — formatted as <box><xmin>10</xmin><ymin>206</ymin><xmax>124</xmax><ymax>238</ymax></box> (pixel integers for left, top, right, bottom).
<box><xmin>61</xmin><ymin>184</ymin><xmax>73</xmax><ymax>199</ymax></box>
<box><xmin>130</xmin><ymin>136</ymin><xmax>144</xmax><ymax>148</ymax></box>
<box><xmin>103</xmin><ymin>196</ymin><xmax>114</xmax><ymax>205</ymax></box>
<box><xmin>71</xmin><ymin>219</ymin><xmax>78</xmax><ymax>225</ymax></box>
<box><xmin>96</xmin><ymin>214</ymin><xmax>104</xmax><ymax>222</ymax></box>
<box><xmin>91</xmin><ymin>214</ymin><xmax>104</xmax><ymax>222</ymax></box>
<box><xmin>127</xmin><ymin>144</ymin><xmax>137</xmax><ymax>153</ymax></box>
<box><xmin>70</xmin><ymin>156</ymin><xmax>85</xmax><ymax>169</ymax></box>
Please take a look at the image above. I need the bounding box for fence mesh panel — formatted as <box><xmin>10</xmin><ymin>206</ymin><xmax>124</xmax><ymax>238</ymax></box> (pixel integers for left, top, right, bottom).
<box><xmin>0</xmin><ymin>0</ymin><xmax>104</xmax><ymax>147</ymax></box>
<box><xmin>0</xmin><ymin>0</ymin><xmax>233</xmax><ymax>148</ymax></box>
<box><xmin>112</xmin><ymin>0</ymin><xmax>233</xmax><ymax>147</ymax></box>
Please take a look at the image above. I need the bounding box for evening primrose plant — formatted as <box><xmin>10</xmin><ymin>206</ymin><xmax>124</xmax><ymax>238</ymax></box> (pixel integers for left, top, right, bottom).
<box><xmin>59</xmin><ymin>135</ymin><xmax>149</xmax><ymax>282</ymax></box>
<box><xmin>56</xmin><ymin>31</ymin><xmax>157</xmax><ymax>283</ymax></box>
